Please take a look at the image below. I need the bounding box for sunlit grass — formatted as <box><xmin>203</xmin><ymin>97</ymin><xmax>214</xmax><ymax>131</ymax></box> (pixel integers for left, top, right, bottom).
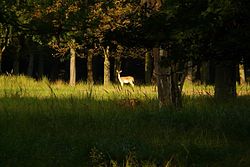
<box><xmin>0</xmin><ymin>75</ymin><xmax>157</xmax><ymax>100</ymax></box>
<box><xmin>183</xmin><ymin>81</ymin><xmax>250</xmax><ymax>96</ymax></box>
<box><xmin>0</xmin><ymin>75</ymin><xmax>250</xmax><ymax>167</ymax></box>
<box><xmin>1</xmin><ymin>75</ymin><xmax>250</xmax><ymax>99</ymax></box>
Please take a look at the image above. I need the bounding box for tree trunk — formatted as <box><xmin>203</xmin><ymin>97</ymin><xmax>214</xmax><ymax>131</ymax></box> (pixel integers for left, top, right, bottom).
<box><xmin>1</xmin><ymin>25</ymin><xmax>12</xmax><ymax>74</ymax></box>
<box><xmin>145</xmin><ymin>50</ymin><xmax>152</xmax><ymax>84</ymax></box>
<box><xmin>103</xmin><ymin>46</ymin><xmax>111</xmax><ymax>86</ymax></box>
<box><xmin>50</xmin><ymin>60</ymin><xmax>59</xmax><ymax>81</ymax></box>
<box><xmin>87</xmin><ymin>49</ymin><xmax>94</xmax><ymax>84</ymax></box>
<box><xmin>215</xmin><ymin>60</ymin><xmax>236</xmax><ymax>100</ymax></box>
<box><xmin>27</xmin><ymin>53</ymin><xmax>34</xmax><ymax>77</ymax></box>
<box><xmin>0</xmin><ymin>46</ymin><xmax>5</xmax><ymax>74</ymax></box>
<box><xmin>0</xmin><ymin>51</ymin><xmax>2</xmax><ymax>74</ymax></box>
<box><xmin>13</xmin><ymin>35</ymin><xmax>24</xmax><ymax>75</ymax></box>
<box><xmin>69</xmin><ymin>47</ymin><xmax>76</xmax><ymax>86</ymax></box>
<box><xmin>114</xmin><ymin>56</ymin><xmax>121</xmax><ymax>83</ymax></box>
<box><xmin>153</xmin><ymin>47</ymin><xmax>183</xmax><ymax>109</ymax></box>
<box><xmin>26</xmin><ymin>39</ymin><xmax>34</xmax><ymax>77</ymax></box>
<box><xmin>38</xmin><ymin>51</ymin><xmax>44</xmax><ymax>79</ymax></box>
<box><xmin>192</xmin><ymin>63</ymin><xmax>201</xmax><ymax>84</ymax></box>
<box><xmin>239</xmin><ymin>63</ymin><xmax>246</xmax><ymax>85</ymax></box>
<box><xmin>13</xmin><ymin>43</ymin><xmax>21</xmax><ymax>75</ymax></box>
<box><xmin>201</xmin><ymin>61</ymin><xmax>210</xmax><ymax>85</ymax></box>
<box><xmin>185</xmin><ymin>61</ymin><xmax>192</xmax><ymax>83</ymax></box>
<box><xmin>154</xmin><ymin>47</ymin><xmax>171</xmax><ymax>108</ymax></box>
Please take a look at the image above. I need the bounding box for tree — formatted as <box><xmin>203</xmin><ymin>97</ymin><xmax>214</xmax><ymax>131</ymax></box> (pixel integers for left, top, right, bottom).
<box><xmin>137</xmin><ymin>0</ymin><xmax>250</xmax><ymax>106</ymax></box>
<box><xmin>199</xmin><ymin>0</ymin><xmax>250</xmax><ymax>100</ymax></box>
<box><xmin>31</xmin><ymin>0</ymin><xmax>87</xmax><ymax>85</ymax></box>
<box><xmin>135</xmin><ymin>0</ymin><xmax>205</xmax><ymax>108</ymax></box>
<box><xmin>239</xmin><ymin>63</ymin><xmax>246</xmax><ymax>85</ymax></box>
<box><xmin>144</xmin><ymin>49</ymin><xmax>153</xmax><ymax>84</ymax></box>
<box><xmin>87</xmin><ymin>48</ymin><xmax>94</xmax><ymax>84</ymax></box>
<box><xmin>0</xmin><ymin>24</ymin><xmax>10</xmax><ymax>73</ymax></box>
<box><xmin>0</xmin><ymin>0</ymin><xmax>30</xmax><ymax>75</ymax></box>
<box><xmin>87</xmin><ymin>0</ymin><xmax>136</xmax><ymax>85</ymax></box>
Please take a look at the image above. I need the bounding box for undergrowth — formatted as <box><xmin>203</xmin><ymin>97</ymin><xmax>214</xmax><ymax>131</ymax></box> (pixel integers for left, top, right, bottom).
<box><xmin>0</xmin><ymin>75</ymin><xmax>250</xmax><ymax>167</ymax></box>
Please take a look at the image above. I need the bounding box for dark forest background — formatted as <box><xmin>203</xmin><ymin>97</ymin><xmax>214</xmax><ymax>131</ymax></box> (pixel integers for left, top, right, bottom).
<box><xmin>1</xmin><ymin>0</ymin><xmax>250</xmax><ymax>107</ymax></box>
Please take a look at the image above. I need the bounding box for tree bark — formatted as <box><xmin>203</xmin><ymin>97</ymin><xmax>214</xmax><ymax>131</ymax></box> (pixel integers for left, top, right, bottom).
<box><xmin>26</xmin><ymin>39</ymin><xmax>34</xmax><ymax>77</ymax></box>
<box><xmin>87</xmin><ymin>49</ymin><xmax>94</xmax><ymax>84</ymax></box>
<box><xmin>239</xmin><ymin>63</ymin><xmax>246</xmax><ymax>85</ymax></box>
<box><xmin>69</xmin><ymin>47</ymin><xmax>76</xmax><ymax>86</ymax></box>
<box><xmin>153</xmin><ymin>47</ymin><xmax>183</xmax><ymax>109</ymax></box>
<box><xmin>201</xmin><ymin>61</ymin><xmax>210</xmax><ymax>85</ymax></box>
<box><xmin>50</xmin><ymin>60</ymin><xmax>59</xmax><ymax>81</ymax></box>
<box><xmin>103</xmin><ymin>46</ymin><xmax>111</xmax><ymax>86</ymax></box>
<box><xmin>154</xmin><ymin>47</ymin><xmax>171</xmax><ymax>108</ymax></box>
<box><xmin>37</xmin><ymin>50</ymin><xmax>44</xmax><ymax>79</ymax></box>
<box><xmin>0</xmin><ymin>25</ymin><xmax>12</xmax><ymax>74</ymax></box>
<box><xmin>13</xmin><ymin>34</ymin><xmax>25</xmax><ymax>75</ymax></box>
<box><xmin>192</xmin><ymin>63</ymin><xmax>201</xmax><ymax>84</ymax></box>
<box><xmin>185</xmin><ymin>61</ymin><xmax>192</xmax><ymax>83</ymax></box>
<box><xmin>0</xmin><ymin>46</ymin><xmax>5</xmax><ymax>74</ymax></box>
<box><xmin>27</xmin><ymin>53</ymin><xmax>34</xmax><ymax>77</ymax></box>
<box><xmin>215</xmin><ymin>60</ymin><xmax>236</xmax><ymax>100</ymax></box>
<box><xmin>13</xmin><ymin>43</ymin><xmax>21</xmax><ymax>75</ymax></box>
<box><xmin>145</xmin><ymin>50</ymin><xmax>152</xmax><ymax>84</ymax></box>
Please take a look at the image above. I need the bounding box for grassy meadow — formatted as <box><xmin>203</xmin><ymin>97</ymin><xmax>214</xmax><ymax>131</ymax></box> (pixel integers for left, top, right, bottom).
<box><xmin>0</xmin><ymin>75</ymin><xmax>250</xmax><ymax>167</ymax></box>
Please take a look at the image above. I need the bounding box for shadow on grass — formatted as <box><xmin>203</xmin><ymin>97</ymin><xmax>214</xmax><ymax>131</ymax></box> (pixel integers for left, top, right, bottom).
<box><xmin>0</xmin><ymin>96</ymin><xmax>250</xmax><ymax>167</ymax></box>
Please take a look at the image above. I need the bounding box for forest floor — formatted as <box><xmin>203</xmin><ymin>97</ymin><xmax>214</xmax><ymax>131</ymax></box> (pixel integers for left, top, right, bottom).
<box><xmin>0</xmin><ymin>75</ymin><xmax>250</xmax><ymax>167</ymax></box>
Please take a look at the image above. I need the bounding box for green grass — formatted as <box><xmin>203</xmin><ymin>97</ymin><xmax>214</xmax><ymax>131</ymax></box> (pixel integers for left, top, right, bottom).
<box><xmin>0</xmin><ymin>75</ymin><xmax>250</xmax><ymax>167</ymax></box>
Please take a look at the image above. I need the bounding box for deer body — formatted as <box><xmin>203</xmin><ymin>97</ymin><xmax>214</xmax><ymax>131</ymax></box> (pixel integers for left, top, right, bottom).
<box><xmin>117</xmin><ymin>70</ymin><xmax>134</xmax><ymax>87</ymax></box>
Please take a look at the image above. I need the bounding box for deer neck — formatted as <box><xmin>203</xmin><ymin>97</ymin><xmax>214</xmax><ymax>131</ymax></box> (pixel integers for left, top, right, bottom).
<box><xmin>117</xmin><ymin>73</ymin><xmax>122</xmax><ymax>82</ymax></box>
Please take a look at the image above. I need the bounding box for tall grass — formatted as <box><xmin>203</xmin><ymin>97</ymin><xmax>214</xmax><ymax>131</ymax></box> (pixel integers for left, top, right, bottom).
<box><xmin>0</xmin><ymin>75</ymin><xmax>250</xmax><ymax>167</ymax></box>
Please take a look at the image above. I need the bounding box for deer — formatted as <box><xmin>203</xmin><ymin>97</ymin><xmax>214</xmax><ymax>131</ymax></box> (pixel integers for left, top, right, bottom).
<box><xmin>116</xmin><ymin>70</ymin><xmax>134</xmax><ymax>87</ymax></box>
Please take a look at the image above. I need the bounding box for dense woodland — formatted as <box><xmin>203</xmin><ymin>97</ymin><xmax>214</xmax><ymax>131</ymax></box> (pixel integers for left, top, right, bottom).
<box><xmin>1</xmin><ymin>0</ymin><xmax>250</xmax><ymax>107</ymax></box>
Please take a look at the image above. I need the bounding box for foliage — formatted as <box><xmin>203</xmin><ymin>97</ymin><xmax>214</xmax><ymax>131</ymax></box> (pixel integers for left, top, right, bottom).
<box><xmin>28</xmin><ymin>0</ymin><xmax>87</xmax><ymax>57</ymax></box>
<box><xmin>201</xmin><ymin>0</ymin><xmax>250</xmax><ymax>61</ymax></box>
<box><xmin>87</xmin><ymin>0</ymin><xmax>139</xmax><ymax>50</ymax></box>
<box><xmin>1</xmin><ymin>0</ymin><xmax>250</xmax><ymax>64</ymax></box>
